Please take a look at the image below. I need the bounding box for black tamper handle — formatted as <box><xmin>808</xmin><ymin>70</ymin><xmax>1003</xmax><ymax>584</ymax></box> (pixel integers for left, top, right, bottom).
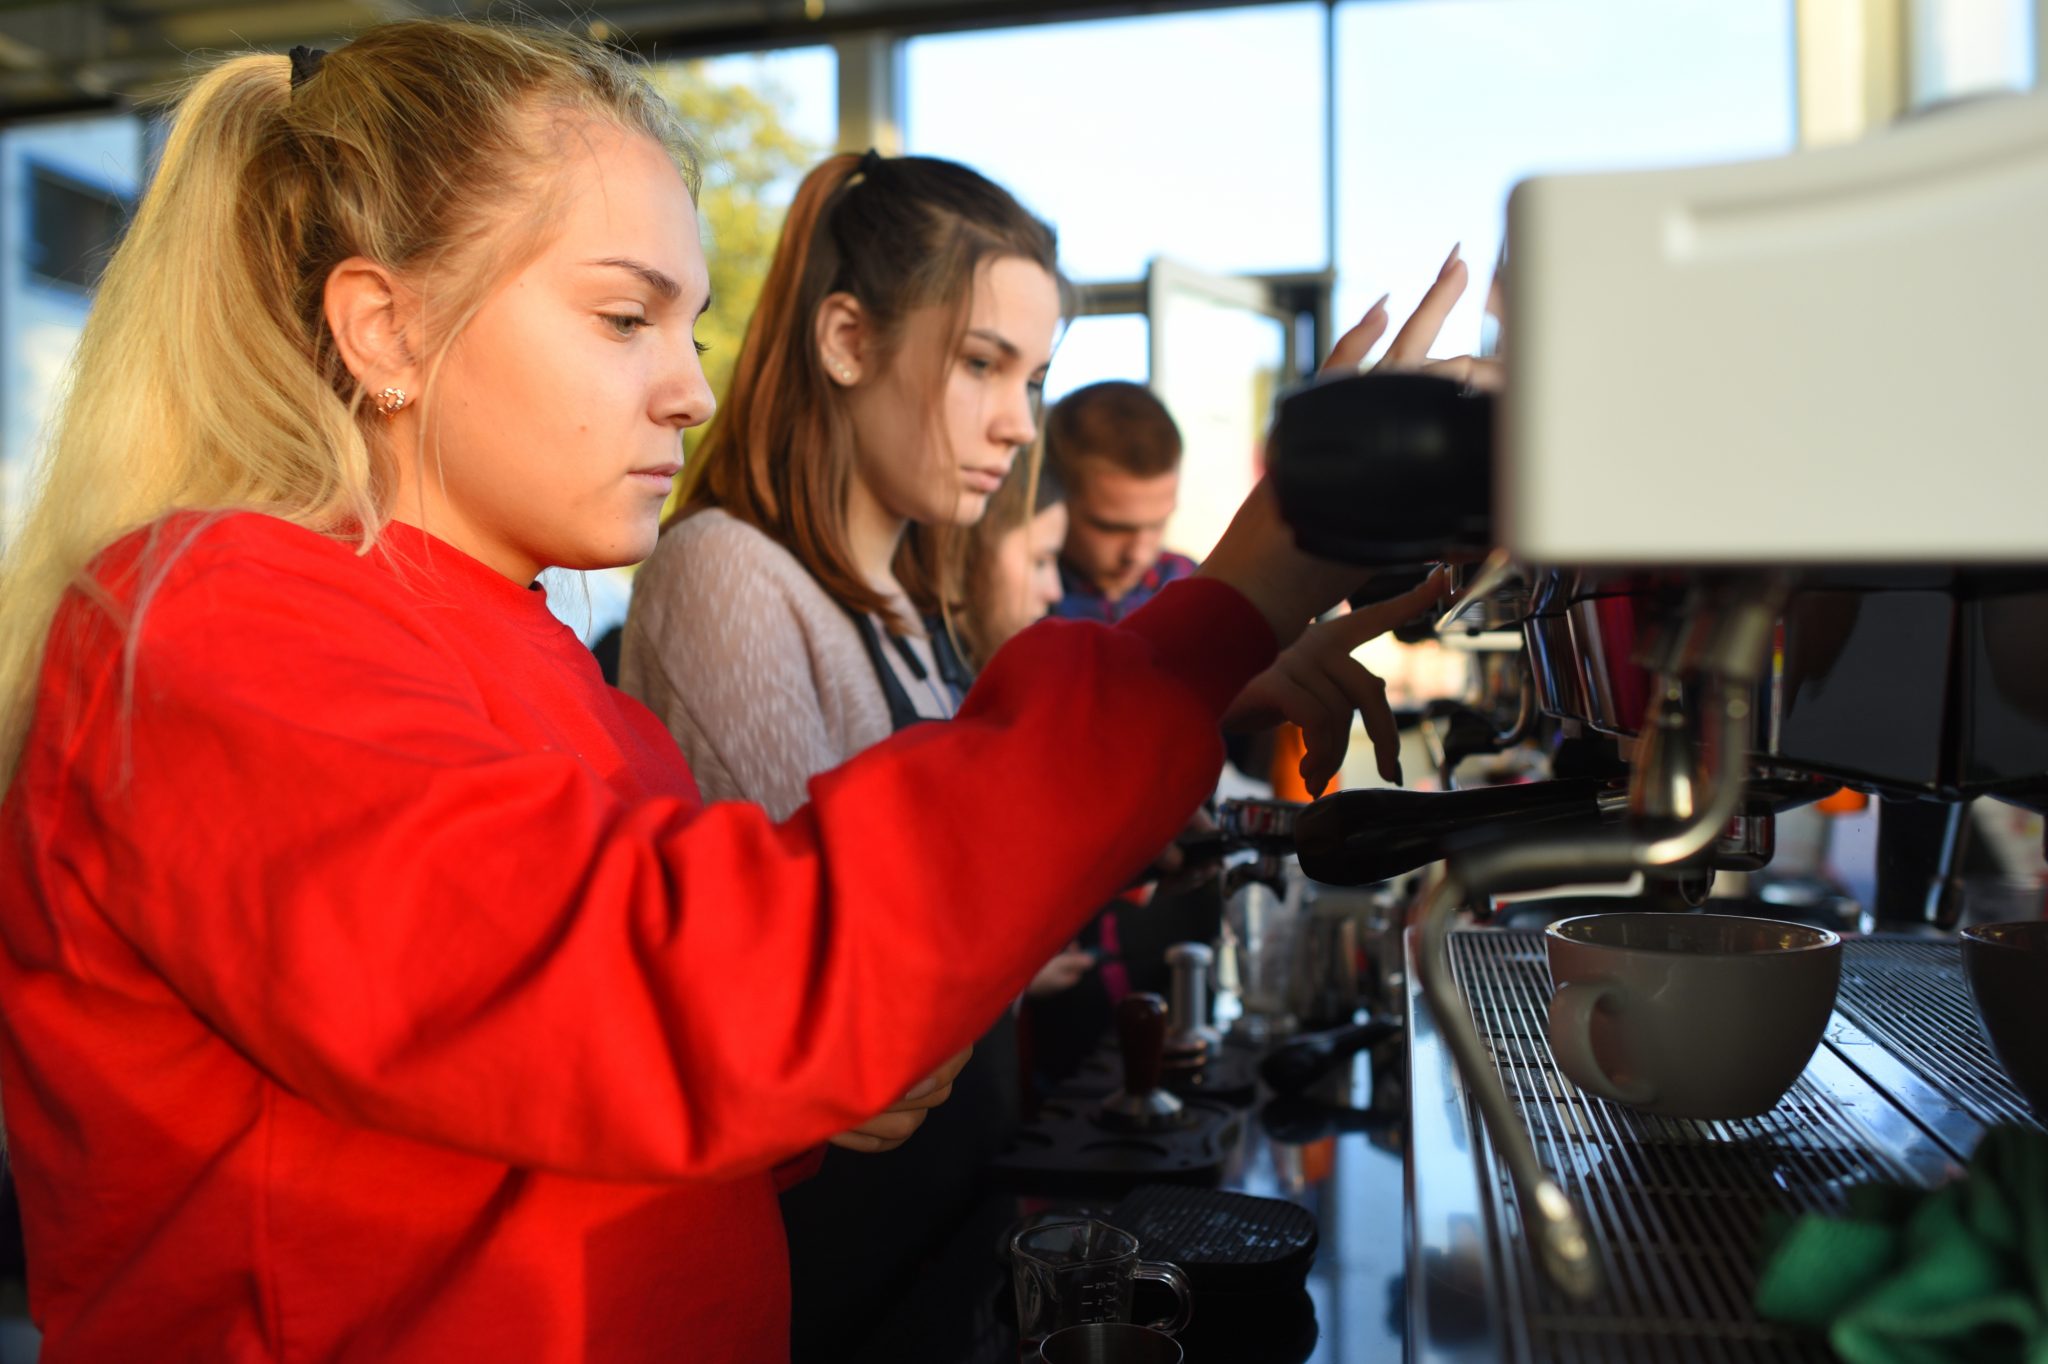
<box><xmin>1116</xmin><ymin>993</ymin><xmax>1169</xmax><ymax>1097</ymax></box>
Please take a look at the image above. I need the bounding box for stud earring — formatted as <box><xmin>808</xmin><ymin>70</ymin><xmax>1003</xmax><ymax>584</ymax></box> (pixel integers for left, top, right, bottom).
<box><xmin>838</xmin><ymin>367</ymin><xmax>852</xmax><ymax>382</ymax></box>
<box><xmin>374</xmin><ymin>386</ymin><xmax>409</xmax><ymax>416</ymax></box>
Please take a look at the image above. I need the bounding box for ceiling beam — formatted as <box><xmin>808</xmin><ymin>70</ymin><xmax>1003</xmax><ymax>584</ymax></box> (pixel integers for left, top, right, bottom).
<box><xmin>618</xmin><ymin>0</ymin><xmax>1309</xmax><ymax>57</ymax></box>
<box><xmin>0</xmin><ymin>0</ymin><xmax>1310</xmax><ymax>115</ymax></box>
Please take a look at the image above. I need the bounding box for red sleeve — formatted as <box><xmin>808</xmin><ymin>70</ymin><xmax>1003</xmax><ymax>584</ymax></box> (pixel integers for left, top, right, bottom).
<box><xmin>41</xmin><ymin>539</ymin><xmax>1273</xmax><ymax>1185</ymax></box>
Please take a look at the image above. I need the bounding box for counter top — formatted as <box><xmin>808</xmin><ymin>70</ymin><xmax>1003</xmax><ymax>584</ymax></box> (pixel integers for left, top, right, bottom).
<box><xmin>846</xmin><ymin>1035</ymin><xmax>1413</xmax><ymax>1364</ymax></box>
<box><xmin>1406</xmin><ymin>930</ymin><xmax>2038</xmax><ymax>1364</ymax></box>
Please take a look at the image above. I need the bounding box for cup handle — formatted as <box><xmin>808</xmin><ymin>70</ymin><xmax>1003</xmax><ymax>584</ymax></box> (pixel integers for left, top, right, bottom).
<box><xmin>1548</xmin><ymin>980</ymin><xmax>1657</xmax><ymax>1106</ymax></box>
<box><xmin>1135</xmin><ymin>1260</ymin><xmax>1193</xmax><ymax>1336</ymax></box>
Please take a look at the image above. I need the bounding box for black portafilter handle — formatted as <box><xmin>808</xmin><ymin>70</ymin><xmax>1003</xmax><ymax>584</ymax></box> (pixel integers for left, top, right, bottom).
<box><xmin>1259</xmin><ymin>1017</ymin><xmax>1403</xmax><ymax>1095</ymax></box>
<box><xmin>1267</xmin><ymin>371</ymin><xmax>1494</xmax><ymax>565</ymax></box>
<box><xmin>1292</xmin><ymin>778</ymin><xmax>1617</xmax><ymax>887</ymax></box>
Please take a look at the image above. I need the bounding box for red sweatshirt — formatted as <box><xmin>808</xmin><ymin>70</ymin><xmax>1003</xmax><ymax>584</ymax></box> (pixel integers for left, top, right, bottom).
<box><xmin>0</xmin><ymin>512</ymin><xmax>1273</xmax><ymax>1362</ymax></box>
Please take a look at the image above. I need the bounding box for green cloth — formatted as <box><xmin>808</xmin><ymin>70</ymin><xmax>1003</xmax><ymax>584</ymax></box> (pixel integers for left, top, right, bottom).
<box><xmin>1754</xmin><ymin>1126</ymin><xmax>2048</xmax><ymax>1364</ymax></box>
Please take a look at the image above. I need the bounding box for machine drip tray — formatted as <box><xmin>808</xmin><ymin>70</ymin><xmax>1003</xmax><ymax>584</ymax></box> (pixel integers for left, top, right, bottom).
<box><xmin>1406</xmin><ymin>931</ymin><xmax>2019</xmax><ymax>1364</ymax></box>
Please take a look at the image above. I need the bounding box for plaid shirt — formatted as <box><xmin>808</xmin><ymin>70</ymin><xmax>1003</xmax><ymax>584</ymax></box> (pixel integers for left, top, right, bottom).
<box><xmin>1051</xmin><ymin>550</ymin><xmax>1199</xmax><ymax>625</ymax></box>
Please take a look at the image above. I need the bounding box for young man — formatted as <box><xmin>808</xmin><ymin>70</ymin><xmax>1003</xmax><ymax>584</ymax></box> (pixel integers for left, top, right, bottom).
<box><xmin>1046</xmin><ymin>381</ymin><xmax>1197</xmax><ymax>624</ymax></box>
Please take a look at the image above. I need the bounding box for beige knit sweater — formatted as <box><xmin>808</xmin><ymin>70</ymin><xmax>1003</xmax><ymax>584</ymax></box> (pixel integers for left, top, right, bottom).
<box><xmin>620</xmin><ymin>508</ymin><xmax>953</xmax><ymax>822</ymax></box>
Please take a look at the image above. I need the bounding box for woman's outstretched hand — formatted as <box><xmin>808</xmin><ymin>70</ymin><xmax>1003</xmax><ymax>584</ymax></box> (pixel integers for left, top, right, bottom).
<box><xmin>1222</xmin><ymin>569</ymin><xmax>1452</xmax><ymax>796</ymax></box>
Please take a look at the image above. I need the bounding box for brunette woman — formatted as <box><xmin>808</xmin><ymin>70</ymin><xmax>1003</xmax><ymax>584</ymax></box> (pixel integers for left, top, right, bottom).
<box><xmin>621</xmin><ymin>149</ymin><xmax>1466</xmax><ymax>1354</ymax></box>
<box><xmin>620</xmin><ymin>153</ymin><xmax>1068</xmax><ymax>1358</ymax></box>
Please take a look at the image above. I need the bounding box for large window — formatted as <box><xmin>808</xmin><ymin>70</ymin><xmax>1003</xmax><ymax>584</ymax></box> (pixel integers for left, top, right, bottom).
<box><xmin>0</xmin><ymin>6</ymin><xmax>1853</xmax><ymax>549</ymax></box>
<box><xmin>1911</xmin><ymin>0</ymin><xmax>2036</xmax><ymax>105</ymax></box>
<box><xmin>1</xmin><ymin>114</ymin><xmax>144</xmax><ymax>534</ymax></box>
<box><xmin>26</xmin><ymin>161</ymin><xmax>131</xmax><ymax>292</ymax></box>
<box><xmin>1043</xmin><ymin>314</ymin><xmax>1148</xmax><ymax>406</ymax></box>
<box><xmin>906</xmin><ymin>5</ymin><xmax>1330</xmax><ymax>284</ymax></box>
<box><xmin>688</xmin><ymin>47</ymin><xmax>838</xmax><ymax>202</ymax></box>
<box><xmin>652</xmin><ymin>46</ymin><xmax>836</xmax><ymax>464</ymax></box>
<box><xmin>909</xmin><ymin>0</ymin><xmax>1799</xmax><ymax>560</ymax></box>
<box><xmin>1334</xmin><ymin>0</ymin><xmax>1797</xmax><ymax>358</ymax></box>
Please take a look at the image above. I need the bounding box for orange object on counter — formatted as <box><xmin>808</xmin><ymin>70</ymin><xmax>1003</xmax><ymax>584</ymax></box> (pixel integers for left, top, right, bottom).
<box><xmin>1301</xmin><ymin>1135</ymin><xmax>1337</xmax><ymax>1185</ymax></box>
<box><xmin>1270</xmin><ymin>722</ymin><xmax>1316</xmax><ymax>802</ymax></box>
<box><xmin>1818</xmin><ymin>787</ymin><xmax>1870</xmax><ymax>816</ymax></box>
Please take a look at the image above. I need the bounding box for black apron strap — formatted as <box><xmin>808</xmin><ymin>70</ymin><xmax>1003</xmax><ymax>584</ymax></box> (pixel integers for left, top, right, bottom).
<box><xmin>848</xmin><ymin>611</ymin><xmax>928</xmax><ymax>734</ymax></box>
<box><xmin>848</xmin><ymin>608</ymin><xmax>980</xmax><ymax>734</ymax></box>
<box><xmin>925</xmin><ymin>614</ymin><xmax>977</xmax><ymax>703</ymax></box>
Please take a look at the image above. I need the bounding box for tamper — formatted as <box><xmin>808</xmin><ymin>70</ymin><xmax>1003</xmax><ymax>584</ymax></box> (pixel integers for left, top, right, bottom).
<box><xmin>1098</xmin><ymin>993</ymin><xmax>1187</xmax><ymax>1132</ymax></box>
<box><xmin>1163</xmin><ymin>943</ymin><xmax>1220</xmax><ymax>1081</ymax></box>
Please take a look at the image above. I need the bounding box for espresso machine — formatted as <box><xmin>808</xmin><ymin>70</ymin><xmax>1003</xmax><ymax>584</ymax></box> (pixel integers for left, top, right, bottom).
<box><xmin>1267</xmin><ymin>90</ymin><xmax>2048</xmax><ymax>1361</ymax></box>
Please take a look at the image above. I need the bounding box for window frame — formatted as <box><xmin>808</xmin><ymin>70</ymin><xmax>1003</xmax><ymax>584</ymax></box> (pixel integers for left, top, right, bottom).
<box><xmin>21</xmin><ymin>155</ymin><xmax>134</xmax><ymax>297</ymax></box>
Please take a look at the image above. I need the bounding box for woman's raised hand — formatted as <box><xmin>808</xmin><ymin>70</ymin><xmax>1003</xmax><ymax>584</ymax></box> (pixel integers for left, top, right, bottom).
<box><xmin>1207</xmin><ymin>245</ymin><xmax>1494</xmax><ymax>792</ymax></box>
<box><xmin>1327</xmin><ymin>243</ymin><xmax>1503</xmax><ymax>391</ymax></box>
<box><xmin>1197</xmin><ymin>243</ymin><xmax>1487</xmax><ymax>643</ymax></box>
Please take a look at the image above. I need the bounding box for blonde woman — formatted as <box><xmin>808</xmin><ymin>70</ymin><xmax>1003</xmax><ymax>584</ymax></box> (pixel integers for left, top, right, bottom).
<box><xmin>0</xmin><ymin>17</ymin><xmax>1434</xmax><ymax>1362</ymax></box>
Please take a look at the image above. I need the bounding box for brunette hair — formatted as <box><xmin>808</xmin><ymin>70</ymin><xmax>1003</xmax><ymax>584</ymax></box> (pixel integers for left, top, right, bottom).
<box><xmin>0</xmin><ymin>18</ymin><xmax>696</xmax><ymax>784</ymax></box>
<box><xmin>1045</xmin><ymin>380</ymin><xmax>1183</xmax><ymax>485</ymax></box>
<box><xmin>677</xmin><ymin>151</ymin><xmax>1061</xmax><ymax>631</ymax></box>
<box><xmin>974</xmin><ymin>450</ymin><xmax>1066</xmax><ymax>567</ymax></box>
<box><xmin>957</xmin><ymin>450</ymin><xmax>1066</xmax><ymax>669</ymax></box>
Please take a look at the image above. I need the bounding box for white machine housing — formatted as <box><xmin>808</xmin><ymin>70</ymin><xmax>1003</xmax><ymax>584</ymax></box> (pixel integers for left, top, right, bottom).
<box><xmin>1503</xmin><ymin>91</ymin><xmax>2048</xmax><ymax>565</ymax></box>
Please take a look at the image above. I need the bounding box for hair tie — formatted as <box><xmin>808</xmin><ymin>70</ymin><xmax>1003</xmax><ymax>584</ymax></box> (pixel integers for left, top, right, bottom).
<box><xmin>856</xmin><ymin>148</ymin><xmax>885</xmax><ymax>179</ymax></box>
<box><xmin>288</xmin><ymin>45</ymin><xmax>328</xmax><ymax>90</ymax></box>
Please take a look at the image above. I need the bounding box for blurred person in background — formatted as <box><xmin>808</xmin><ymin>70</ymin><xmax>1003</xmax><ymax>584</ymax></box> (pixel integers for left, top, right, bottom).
<box><xmin>958</xmin><ymin>450</ymin><xmax>1068</xmax><ymax>673</ymax></box>
<box><xmin>1047</xmin><ymin>380</ymin><xmax>1195</xmax><ymax>624</ymax></box>
<box><xmin>1039</xmin><ymin>383</ymin><xmax>1222</xmax><ymax>978</ymax></box>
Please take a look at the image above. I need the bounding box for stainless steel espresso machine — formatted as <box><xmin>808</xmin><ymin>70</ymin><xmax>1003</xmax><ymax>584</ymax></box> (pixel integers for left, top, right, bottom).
<box><xmin>1268</xmin><ymin>90</ymin><xmax>2048</xmax><ymax>1363</ymax></box>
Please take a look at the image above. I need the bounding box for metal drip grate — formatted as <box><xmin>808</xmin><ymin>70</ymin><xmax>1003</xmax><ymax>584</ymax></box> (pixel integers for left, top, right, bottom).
<box><xmin>1446</xmin><ymin>930</ymin><xmax>1925</xmax><ymax>1364</ymax></box>
<box><xmin>1834</xmin><ymin>937</ymin><xmax>2042</xmax><ymax>1135</ymax></box>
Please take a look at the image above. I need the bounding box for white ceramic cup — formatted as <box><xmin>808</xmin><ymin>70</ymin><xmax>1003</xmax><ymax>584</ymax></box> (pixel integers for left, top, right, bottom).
<box><xmin>1543</xmin><ymin>912</ymin><xmax>1842</xmax><ymax>1120</ymax></box>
